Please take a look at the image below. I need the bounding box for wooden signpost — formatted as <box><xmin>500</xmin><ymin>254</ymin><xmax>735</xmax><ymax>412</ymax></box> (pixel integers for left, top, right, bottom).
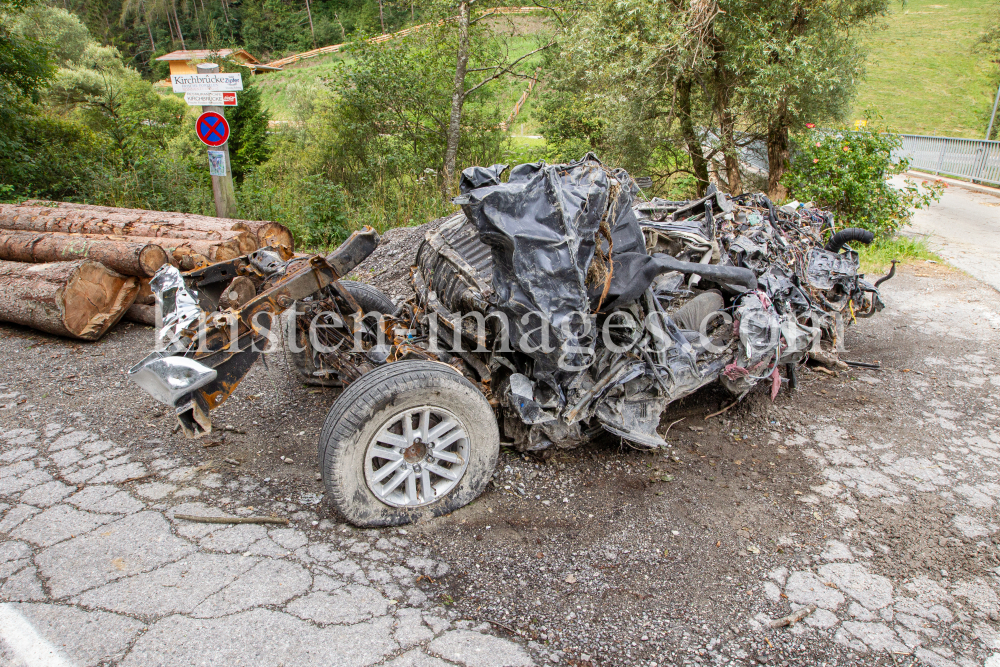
<box><xmin>176</xmin><ymin>63</ymin><xmax>241</xmax><ymax>218</ymax></box>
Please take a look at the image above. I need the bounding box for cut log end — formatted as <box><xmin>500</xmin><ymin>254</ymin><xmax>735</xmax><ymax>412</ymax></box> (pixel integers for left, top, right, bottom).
<box><xmin>219</xmin><ymin>276</ymin><xmax>256</xmax><ymax>309</ymax></box>
<box><xmin>235</xmin><ymin>220</ymin><xmax>294</xmax><ymax>253</ymax></box>
<box><xmin>64</xmin><ymin>263</ymin><xmax>139</xmax><ymax>339</ymax></box>
<box><xmin>138</xmin><ymin>244</ymin><xmax>170</xmax><ymax>277</ymax></box>
<box><xmin>0</xmin><ymin>260</ymin><xmax>138</xmax><ymax>341</ymax></box>
<box><xmin>257</xmin><ymin>223</ymin><xmax>295</xmax><ymax>253</ymax></box>
<box><xmin>214</xmin><ymin>242</ymin><xmax>242</xmax><ymax>262</ymax></box>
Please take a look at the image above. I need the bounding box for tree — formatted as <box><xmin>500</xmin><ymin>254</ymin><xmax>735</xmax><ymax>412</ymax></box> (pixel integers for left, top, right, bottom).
<box><xmin>224</xmin><ymin>74</ymin><xmax>272</xmax><ymax>183</ymax></box>
<box><xmin>304</xmin><ymin>0</ymin><xmax>316</xmax><ymax>47</ymax></box>
<box><xmin>723</xmin><ymin>0</ymin><xmax>886</xmax><ymax>197</ymax></box>
<box><xmin>0</xmin><ymin>0</ymin><xmax>53</xmax><ymax>122</ymax></box>
<box><xmin>2</xmin><ymin>7</ymin><xmax>202</xmax><ymax>205</ymax></box>
<box><xmin>10</xmin><ymin>5</ymin><xmax>91</xmax><ymax>67</ymax></box>
<box><xmin>1</xmin><ymin>0</ymin><xmax>57</xmax><ymax>194</ymax></box>
<box><xmin>119</xmin><ymin>0</ymin><xmax>158</xmax><ymax>52</ymax></box>
<box><xmin>439</xmin><ymin>1</ymin><xmax>556</xmax><ymax>198</ymax></box>
<box><xmin>317</xmin><ymin>27</ymin><xmax>506</xmax><ymax>191</ymax></box>
<box><xmin>546</xmin><ymin>0</ymin><xmax>889</xmax><ymax>198</ymax></box>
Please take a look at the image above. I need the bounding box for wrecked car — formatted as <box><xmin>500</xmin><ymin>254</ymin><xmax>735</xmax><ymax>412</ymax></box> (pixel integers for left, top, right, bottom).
<box><xmin>128</xmin><ymin>154</ymin><xmax>894</xmax><ymax>527</ymax></box>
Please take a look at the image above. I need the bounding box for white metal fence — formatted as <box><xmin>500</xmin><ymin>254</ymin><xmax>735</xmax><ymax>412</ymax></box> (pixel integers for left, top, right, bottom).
<box><xmin>896</xmin><ymin>134</ymin><xmax>1000</xmax><ymax>186</ymax></box>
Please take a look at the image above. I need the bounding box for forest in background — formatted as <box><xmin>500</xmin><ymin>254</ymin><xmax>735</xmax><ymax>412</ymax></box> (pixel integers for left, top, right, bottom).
<box><xmin>70</xmin><ymin>0</ymin><xmax>418</xmax><ymax>78</ymax></box>
<box><xmin>0</xmin><ymin>0</ymin><xmax>977</xmax><ymax>248</ymax></box>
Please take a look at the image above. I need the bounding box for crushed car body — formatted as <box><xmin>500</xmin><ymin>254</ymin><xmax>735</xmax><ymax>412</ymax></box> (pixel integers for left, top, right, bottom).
<box><xmin>127</xmin><ymin>153</ymin><xmax>894</xmax><ymax>525</ymax></box>
<box><xmin>413</xmin><ymin>154</ymin><xmax>890</xmax><ymax>451</ymax></box>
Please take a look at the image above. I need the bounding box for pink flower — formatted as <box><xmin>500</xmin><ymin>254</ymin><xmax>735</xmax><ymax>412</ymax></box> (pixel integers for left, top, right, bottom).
<box><xmin>813</xmin><ymin>158</ymin><xmax>819</xmax><ymax>163</ymax></box>
<box><xmin>815</xmin><ymin>142</ymin><xmax>821</xmax><ymax>147</ymax></box>
<box><xmin>806</xmin><ymin>123</ymin><xmax>816</xmax><ymax>129</ymax></box>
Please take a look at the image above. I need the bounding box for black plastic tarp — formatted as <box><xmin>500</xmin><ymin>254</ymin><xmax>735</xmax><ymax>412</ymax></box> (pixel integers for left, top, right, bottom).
<box><xmin>457</xmin><ymin>155</ymin><xmax>664</xmax><ymax>397</ymax></box>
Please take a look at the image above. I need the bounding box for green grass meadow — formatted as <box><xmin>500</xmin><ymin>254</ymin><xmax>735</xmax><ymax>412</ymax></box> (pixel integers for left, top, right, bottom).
<box><xmin>852</xmin><ymin>0</ymin><xmax>997</xmax><ymax>137</ymax></box>
<box><xmin>249</xmin><ymin>17</ymin><xmax>550</xmax><ymax>123</ymax></box>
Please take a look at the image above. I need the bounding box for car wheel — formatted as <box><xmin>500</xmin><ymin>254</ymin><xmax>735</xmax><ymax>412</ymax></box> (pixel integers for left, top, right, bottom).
<box><xmin>319</xmin><ymin>360</ymin><xmax>499</xmax><ymax>527</ymax></box>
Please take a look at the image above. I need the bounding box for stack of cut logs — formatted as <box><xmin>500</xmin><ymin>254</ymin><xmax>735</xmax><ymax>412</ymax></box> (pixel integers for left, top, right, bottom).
<box><xmin>0</xmin><ymin>201</ymin><xmax>293</xmax><ymax>341</ymax></box>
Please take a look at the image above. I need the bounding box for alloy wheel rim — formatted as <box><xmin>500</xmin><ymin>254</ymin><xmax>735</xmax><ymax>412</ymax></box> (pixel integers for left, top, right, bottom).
<box><xmin>364</xmin><ymin>406</ymin><xmax>470</xmax><ymax>507</ymax></box>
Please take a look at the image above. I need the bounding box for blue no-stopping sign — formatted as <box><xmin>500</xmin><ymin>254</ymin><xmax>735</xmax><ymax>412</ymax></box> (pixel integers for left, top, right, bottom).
<box><xmin>196</xmin><ymin>111</ymin><xmax>230</xmax><ymax>147</ymax></box>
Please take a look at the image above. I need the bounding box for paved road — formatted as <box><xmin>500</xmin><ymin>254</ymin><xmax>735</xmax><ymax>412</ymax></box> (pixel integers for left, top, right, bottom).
<box><xmin>1</xmin><ymin>259</ymin><xmax>1000</xmax><ymax>665</ymax></box>
<box><xmin>0</xmin><ymin>425</ymin><xmax>532</xmax><ymax>666</ymax></box>
<box><xmin>896</xmin><ymin>175</ymin><xmax>1000</xmax><ymax>292</ymax></box>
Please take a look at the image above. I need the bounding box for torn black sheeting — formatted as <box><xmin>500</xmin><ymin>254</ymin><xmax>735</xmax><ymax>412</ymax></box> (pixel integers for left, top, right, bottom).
<box><xmin>441</xmin><ymin>155</ymin><xmax>892</xmax><ymax>451</ymax></box>
<box><xmin>455</xmin><ymin>156</ymin><xmax>742</xmax><ymax>449</ymax></box>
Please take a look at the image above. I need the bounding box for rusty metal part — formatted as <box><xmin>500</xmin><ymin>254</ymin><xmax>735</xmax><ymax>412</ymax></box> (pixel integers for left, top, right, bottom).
<box><xmin>326</xmin><ymin>227</ymin><xmax>380</xmax><ymax>277</ymax></box>
<box><xmin>292</xmin><ymin>296</ymin><xmax>375</xmax><ymax>385</ymax></box>
<box><xmin>142</xmin><ymin>228</ymin><xmax>383</xmax><ymax>436</ymax></box>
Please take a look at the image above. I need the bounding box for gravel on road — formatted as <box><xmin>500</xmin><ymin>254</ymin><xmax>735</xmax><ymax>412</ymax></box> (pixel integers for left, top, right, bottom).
<box><xmin>1</xmin><ymin>228</ymin><xmax>999</xmax><ymax>667</ymax></box>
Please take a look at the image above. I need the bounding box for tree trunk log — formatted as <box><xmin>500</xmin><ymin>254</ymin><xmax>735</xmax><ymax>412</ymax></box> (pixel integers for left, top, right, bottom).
<box><xmin>73</xmin><ymin>233</ymin><xmax>242</xmax><ymax>265</ymax></box>
<box><xmin>767</xmin><ymin>103</ymin><xmax>790</xmax><ymax>200</ymax></box>
<box><xmin>11</xmin><ymin>202</ymin><xmax>291</xmax><ymax>252</ymax></box>
<box><xmin>441</xmin><ymin>0</ymin><xmax>471</xmax><ymax>200</ymax></box>
<box><xmin>0</xmin><ymin>260</ymin><xmax>138</xmax><ymax>340</ymax></box>
<box><xmin>678</xmin><ymin>77</ymin><xmax>710</xmax><ymax>197</ymax></box>
<box><xmin>124</xmin><ymin>302</ymin><xmax>156</xmax><ymax>326</ymax></box>
<box><xmin>0</xmin><ymin>230</ymin><xmax>169</xmax><ymax>278</ymax></box>
<box><xmin>0</xmin><ymin>206</ymin><xmax>257</xmax><ymax>253</ymax></box>
<box><xmin>719</xmin><ymin>109</ymin><xmax>742</xmax><ymax>196</ymax></box>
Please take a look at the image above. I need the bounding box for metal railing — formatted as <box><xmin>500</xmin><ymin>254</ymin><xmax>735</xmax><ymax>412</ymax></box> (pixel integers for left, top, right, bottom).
<box><xmin>896</xmin><ymin>134</ymin><xmax>1000</xmax><ymax>186</ymax></box>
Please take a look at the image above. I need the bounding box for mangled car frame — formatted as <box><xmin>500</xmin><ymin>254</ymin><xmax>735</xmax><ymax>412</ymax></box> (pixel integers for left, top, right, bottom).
<box><xmin>129</xmin><ymin>154</ymin><xmax>894</xmax><ymax>526</ymax></box>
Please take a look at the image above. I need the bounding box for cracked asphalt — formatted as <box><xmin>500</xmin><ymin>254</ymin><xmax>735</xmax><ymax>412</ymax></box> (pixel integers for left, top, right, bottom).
<box><xmin>0</xmin><ymin>416</ymin><xmax>534</xmax><ymax>667</ymax></box>
<box><xmin>1</xmin><ymin>246</ymin><xmax>999</xmax><ymax>666</ymax></box>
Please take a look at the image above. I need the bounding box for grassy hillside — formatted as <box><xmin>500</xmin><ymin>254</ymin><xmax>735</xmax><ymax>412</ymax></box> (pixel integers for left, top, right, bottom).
<box><xmin>251</xmin><ymin>17</ymin><xmax>550</xmax><ymax>123</ymax></box>
<box><xmin>853</xmin><ymin>0</ymin><xmax>997</xmax><ymax>137</ymax></box>
<box><xmin>253</xmin><ymin>52</ymin><xmax>345</xmax><ymax>120</ymax></box>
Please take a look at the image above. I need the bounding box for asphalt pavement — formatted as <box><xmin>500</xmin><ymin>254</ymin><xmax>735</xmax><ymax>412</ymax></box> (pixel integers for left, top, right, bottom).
<box><xmin>896</xmin><ymin>174</ymin><xmax>1000</xmax><ymax>292</ymax></box>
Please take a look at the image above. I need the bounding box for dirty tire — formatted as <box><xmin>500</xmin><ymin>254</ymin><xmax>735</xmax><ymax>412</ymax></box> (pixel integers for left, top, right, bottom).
<box><xmin>331</xmin><ymin>280</ymin><xmax>396</xmax><ymax>315</ymax></box>
<box><xmin>286</xmin><ymin>280</ymin><xmax>394</xmax><ymax>386</ymax></box>
<box><xmin>319</xmin><ymin>360</ymin><xmax>499</xmax><ymax>527</ymax></box>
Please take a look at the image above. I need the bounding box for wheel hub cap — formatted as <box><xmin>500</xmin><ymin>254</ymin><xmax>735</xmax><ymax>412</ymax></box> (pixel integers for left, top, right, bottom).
<box><xmin>403</xmin><ymin>441</ymin><xmax>427</xmax><ymax>464</ymax></box>
<box><xmin>364</xmin><ymin>407</ymin><xmax>470</xmax><ymax>508</ymax></box>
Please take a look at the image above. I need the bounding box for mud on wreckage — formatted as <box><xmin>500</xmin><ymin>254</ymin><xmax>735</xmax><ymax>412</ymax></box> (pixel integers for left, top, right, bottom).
<box><xmin>128</xmin><ymin>154</ymin><xmax>894</xmax><ymax>527</ymax></box>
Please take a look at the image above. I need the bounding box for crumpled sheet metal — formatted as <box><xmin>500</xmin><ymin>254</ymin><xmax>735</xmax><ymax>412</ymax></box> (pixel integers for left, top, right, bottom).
<box><xmin>150</xmin><ymin>264</ymin><xmax>202</xmax><ymax>350</ymax></box>
<box><xmin>447</xmin><ymin>158</ymin><xmax>889</xmax><ymax>452</ymax></box>
<box><xmin>457</xmin><ymin>156</ymin><xmax>732</xmax><ymax>450</ymax></box>
<box><xmin>456</xmin><ymin>155</ymin><xmax>608</xmax><ymax>401</ymax></box>
<box><xmin>805</xmin><ymin>248</ymin><xmax>859</xmax><ymax>291</ymax></box>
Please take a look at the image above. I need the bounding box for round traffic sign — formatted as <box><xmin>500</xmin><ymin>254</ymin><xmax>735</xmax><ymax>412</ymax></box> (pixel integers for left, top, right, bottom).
<box><xmin>196</xmin><ymin>111</ymin><xmax>230</xmax><ymax>147</ymax></box>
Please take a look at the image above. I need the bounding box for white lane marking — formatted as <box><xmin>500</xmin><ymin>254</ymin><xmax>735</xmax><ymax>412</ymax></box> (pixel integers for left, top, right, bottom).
<box><xmin>0</xmin><ymin>603</ymin><xmax>74</xmax><ymax>667</ymax></box>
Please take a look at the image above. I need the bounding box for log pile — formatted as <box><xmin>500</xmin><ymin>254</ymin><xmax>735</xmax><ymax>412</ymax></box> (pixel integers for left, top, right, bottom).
<box><xmin>0</xmin><ymin>260</ymin><xmax>138</xmax><ymax>340</ymax></box>
<box><xmin>15</xmin><ymin>201</ymin><xmax>293</xmax><ymax>251</ymax></box>
<box><xmin>0</xmin><ymin>202</ymin><xmax>294</xmax><ymax>340</ymax></box>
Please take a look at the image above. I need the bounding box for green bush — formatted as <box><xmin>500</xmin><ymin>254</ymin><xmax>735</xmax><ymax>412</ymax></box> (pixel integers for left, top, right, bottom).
<box><xmin>313</xmin><ymin>32</ymin><xmax>507</xmax><ymax>196</ymax></box>
<box><xmin>237</xmin><ymin>163</ymin><xmax>353</xmax><ymax>250</ymax></box>
<box><xmin>238</xmin><ymin>31</ymin><xmax>512</xmax><ymax>244</ymax></box>
<box><xmin>1</xmin><ymin>5</ymin><xmax>212</xmax><ymax>211</ymax></box>
<box><xmin>782</xmin><ymin>116</ymin><xmax>941</xmax><ymax>237</ymax></box>
<box><xmin>0</xmin><ymin>112</ymin><xmax>103</xmax><ymax>199</ymax></box>
<box><xmin>296</xmin><ymin>174</ymin><xmax>351</xmax><ymax>249</ymax></box>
